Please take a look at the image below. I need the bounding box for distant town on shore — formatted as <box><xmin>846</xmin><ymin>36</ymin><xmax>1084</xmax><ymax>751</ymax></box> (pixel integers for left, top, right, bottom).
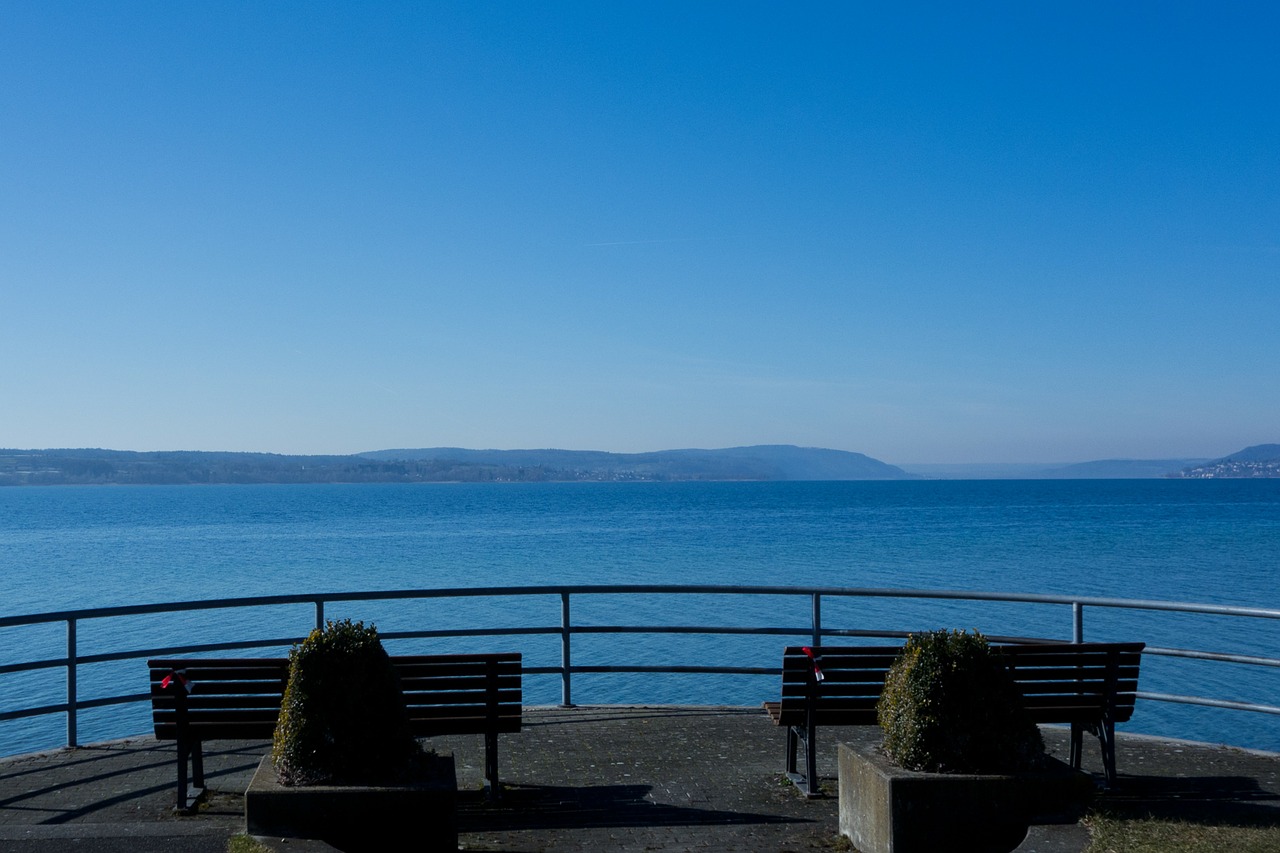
<box><xmin>1</xmin><ymin>444</ymin><xmax>1277</xmax><ymax>486</ymax></box>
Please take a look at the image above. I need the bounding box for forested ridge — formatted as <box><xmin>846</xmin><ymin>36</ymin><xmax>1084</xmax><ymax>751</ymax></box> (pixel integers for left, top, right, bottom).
<box><xmin>0</xmin><ymin>445</ymin><xmax>913</xmax><ymax>485</ymax></box>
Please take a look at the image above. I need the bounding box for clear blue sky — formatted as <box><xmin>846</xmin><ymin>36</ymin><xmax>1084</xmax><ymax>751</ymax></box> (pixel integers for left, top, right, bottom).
<box><xmin>2</xmin><ymin>2</ymin><xmax>1276</xmax><ymax>463</ymax></box>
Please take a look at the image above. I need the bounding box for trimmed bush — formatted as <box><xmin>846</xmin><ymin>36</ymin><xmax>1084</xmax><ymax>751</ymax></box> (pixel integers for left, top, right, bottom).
<box><xmin>877</xmin><ymin>629</ymin><xmax>1045</xmax><ymax>773</ymax></box>
<box><xmin>271</xmin><ymin>619</ymin><xmax>420</xmax><ymax>786</ymax></box>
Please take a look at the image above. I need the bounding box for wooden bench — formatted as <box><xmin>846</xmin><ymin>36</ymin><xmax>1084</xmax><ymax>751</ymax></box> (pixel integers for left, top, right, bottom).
<box><xmin>148</xmin><ymin>652</ymin><xmax>522</xmax><ymax>809</ymax></box>
<box><xmin>764</xmin><ymin>642</ymin><xmax>1144</xmax><ymax>796</ymax></box>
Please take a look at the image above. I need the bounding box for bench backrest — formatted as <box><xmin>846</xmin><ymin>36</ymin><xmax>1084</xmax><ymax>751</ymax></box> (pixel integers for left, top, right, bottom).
<box><xmin>777</xmin><ymin>646</ymin><xmax>898</xmax><ymax>726</ymax></box>
<box><xmin>148</xmin><ymin>652</ymin><xmax>522</xmax><ymax>741</ymax></box>
<box><xmin>394</xmin><ymin>653</ymin><xmax>522</xmax><ymax>735</ymax></box>
<box><xmin>775</xmin><ymin>641</ymin><xmax>1144</xmax><ymax>726</ymax></box>
<box><xmin>999</xmin><ymin>642</ymin><xmax>1143</xmax><ymax>725</ymax></box>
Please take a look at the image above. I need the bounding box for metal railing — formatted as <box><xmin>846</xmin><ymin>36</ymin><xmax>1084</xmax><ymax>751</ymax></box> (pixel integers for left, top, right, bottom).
<box><xmin>1</xmin><ymin>584</ymin><xmax>1278</xmax><ymax>751</ymax></box>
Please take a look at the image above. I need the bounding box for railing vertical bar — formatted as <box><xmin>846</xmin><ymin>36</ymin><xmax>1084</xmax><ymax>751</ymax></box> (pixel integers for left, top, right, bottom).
<box><xmin>812</xmin><ymin>593</ymin><xmax>822</xmax><ymax>648</ymax></box>
<box><xmin>1073</xmin><ymin>602</ymin><xmax>1084</xmax><ymax>644</ymax></box>
<box><xmin>66</xmin><ymin>618</ymin><xmax>77</xmax><ymax>748</ymax></box>
<box><xmin>561</xmin><ymin>591</ymin><xmax>572</xmax><ymax>707</ymax></box>
<box><xmin>315</xmin><ymin>600</ymin><xmax>325</xmax><ymax>631</ymax></box>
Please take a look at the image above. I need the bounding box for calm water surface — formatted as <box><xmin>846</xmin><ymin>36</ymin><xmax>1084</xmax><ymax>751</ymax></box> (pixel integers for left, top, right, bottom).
<box><xmin>1</xmin><ymin>480</ymin><xmax>1277</xmax><ymax>754</ymax></box>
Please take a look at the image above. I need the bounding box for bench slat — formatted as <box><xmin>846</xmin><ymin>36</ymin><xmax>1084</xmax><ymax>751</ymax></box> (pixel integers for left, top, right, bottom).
<box><xmin>151</xmin><ymin>695</ymin><xmax>285</xmax><ymax>711</ymax></box>
<box><xmin>404</xmin><ymin>692</ymin><xmax>522</xmax><ymax>708</ymax></box>
<box><xmin>154</xmin><ymin>709</ymin><xmax>282</xmax><ymax>725</ymax></box>
<box><xmin>399</xmin><ymin>674</ymin><xmax>521</xmax><ymax>691</ymax></box>
<box><xmin>1003</xmin><ymin>667</ymin><xmax>1140</xmax><ymax>682</ymax></box>
<box><xmin>154</xmin><ymin>721</ymin><xmax>279</xmax><ymax>739</ymax></box>
<box><xmin>781</xmin><ymin>682</ymin><xmax>884</xmax><ymax>697</ymax></box>
<box><xmin>1017</xmin><ymin>679</ymin><xmax>1140</xmax><ymax>696</ymax></box>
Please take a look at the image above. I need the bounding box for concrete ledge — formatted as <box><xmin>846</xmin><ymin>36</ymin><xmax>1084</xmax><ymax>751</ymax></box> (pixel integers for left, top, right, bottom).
<box><xmin>837</xmin><ymin>742</ymin><xmax>1092</xmax><ymax>853</ymax></box>
<box><xmin>245</xmin><ymin>754</ymin><xmax>457</xmax><ymax>852</ymax></box>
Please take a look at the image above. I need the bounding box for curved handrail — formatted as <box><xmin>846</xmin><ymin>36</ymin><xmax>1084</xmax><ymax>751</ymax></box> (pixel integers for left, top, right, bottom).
<box><xmin>6</xmin><ymin>583</ymin><xmax>1280</xmax><ymax>628</ymax></box>
<box><xmin>1</xmin><ymin>584</ymin><xmax>1278</xmax><ymax>753</ymax></box>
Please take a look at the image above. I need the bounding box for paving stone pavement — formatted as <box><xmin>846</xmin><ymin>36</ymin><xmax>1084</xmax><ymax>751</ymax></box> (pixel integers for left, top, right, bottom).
<box><xmin>1</xmin><ymin>705</ymin><xmax>1278</xmax><ymax>852</ymax></box>
<box><xmin>450</xmin><ymin>706</ymin><xmax>853</xmax><ymax>852</ymax></box>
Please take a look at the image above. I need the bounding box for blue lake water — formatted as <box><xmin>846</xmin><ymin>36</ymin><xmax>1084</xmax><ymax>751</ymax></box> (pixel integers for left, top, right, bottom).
<box><xmin>1</xmin><ymin>479</ymin><xmax>1277</xmax><ymax>755</ymax></box>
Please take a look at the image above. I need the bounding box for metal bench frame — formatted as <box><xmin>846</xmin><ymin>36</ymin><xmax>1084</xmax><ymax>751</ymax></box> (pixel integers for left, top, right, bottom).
<box><xmin>148</xmin><ymin>652</ymin><xmax>521</xmax><ymax>809</ymax></box>
<box><xmin>764</xmin><ymin>641</ymin><xmax>1144</xmax><ymax>796</ymax></box>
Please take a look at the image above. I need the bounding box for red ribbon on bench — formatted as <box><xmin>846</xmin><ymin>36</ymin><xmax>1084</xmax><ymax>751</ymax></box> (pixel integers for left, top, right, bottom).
<box><xmin>801</xmin><ymin>646</ymin><xmax>824</xmax><ymax>682</ymax></box>
<box><xmin>161</xmin><ymin>670</ymin><xmax>193</xmax><ymax>693</ymax></box>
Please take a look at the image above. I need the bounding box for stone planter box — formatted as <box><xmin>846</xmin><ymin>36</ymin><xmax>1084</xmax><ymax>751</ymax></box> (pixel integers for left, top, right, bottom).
<box><xmin>245</xmin><ymin>753</ymin><xmax>457</xmax><ymax>852</ymax></box>
<box><xmin>837</xmin><ymin>742</ymin><xmax>1092</xmax><ymax>853</ymax></box>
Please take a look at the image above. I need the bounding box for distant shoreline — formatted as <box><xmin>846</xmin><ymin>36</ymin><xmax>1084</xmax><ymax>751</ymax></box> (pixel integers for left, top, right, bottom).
<box><xmin>0</xmin><ymin>444</ymin><xmax>913</xmax><ymax>486</ymax></box>
<box><xmin>2</xmin><ymin>444</ymin><xmax>1276</xmax><ymax>485</ymax></box>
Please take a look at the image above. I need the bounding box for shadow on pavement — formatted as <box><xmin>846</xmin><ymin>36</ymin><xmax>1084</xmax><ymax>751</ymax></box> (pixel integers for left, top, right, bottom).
<box><xmin>456</xmin><ymin>782</ymin><xmax>810</xmax><ymax>832</ymax></box>
<box><xmin>1098</xmin><ymin>773</ymin><xmax>1280</xmax><ymax>827</ymax></box>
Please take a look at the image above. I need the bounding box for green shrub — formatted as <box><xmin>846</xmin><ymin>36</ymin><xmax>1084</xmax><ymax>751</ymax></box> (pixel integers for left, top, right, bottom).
<box><xmin>271</xmin><ymin>619</ymin><xmax>420</xmax><ymax>786</ymax></box>
<box><xmin>877</xmin><ymin>629</ymin><xmax>1045</xmax><ymax>773</ymax></box>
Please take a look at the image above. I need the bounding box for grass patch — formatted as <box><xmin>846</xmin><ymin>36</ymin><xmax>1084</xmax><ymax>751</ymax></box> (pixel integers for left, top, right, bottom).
<box><xmin>1084</xmin><ymin>812</ymin><xmax>1280</xmax><ymax>853</ymax></box>
<box><xmin>227</xmin><ymin>834</ymin><xmax>273</xmax><ymax>853</ymax></box>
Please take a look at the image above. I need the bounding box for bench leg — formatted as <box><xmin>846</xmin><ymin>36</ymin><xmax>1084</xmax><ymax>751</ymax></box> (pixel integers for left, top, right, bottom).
<box><xmin>785</xmin><ymin>725</ymin><xmax>799</xmax><ymax>776</ymax></box>
<box><xmin>1097</xmin><ymin>721</ymin><xmax>1118</xmax><ymax>788</ymax></box>
<box><xmin>191</xmin><ymin>739</ymin><xmax>205</xmax><ymax>790</ymax></box>
<box><xmin>173</xmin><ymin>737</ymin><xmax>206</xmax><ymax>812</ymax></box>
<box><xmin>1069</xmin><ymin>723</ymin><xmax>1083</xmax><ymax>770</ymax></box>
<box><xmin>784</xmin><ymin>724</ymin><xmax>821</xmax><ymax>798</ymax></box>
<box><xmin>175</xmin><ymin>738</ymin><xmax>189</xmax><ymax>811</ymax></box>
<box><xmin>804</xmin><ymin>716</ymin><xmax>818</xmax><ymax>797</ymax></box>
<box><xmin>484</xmin><ymin>730</ymin><xmax>501</xmax><ymax>801</ymax></box>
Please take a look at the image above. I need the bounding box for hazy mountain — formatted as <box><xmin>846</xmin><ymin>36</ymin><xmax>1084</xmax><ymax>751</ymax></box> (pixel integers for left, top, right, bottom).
<box><xmin>0</xmin><ymin>448</ymin><xmax>406</xmax><ymax>486</ymax></box>
<box><xmin>1220</xmin><ymin>444</ymin><xmax>1280</xmax><ymax>463</ymax></box>
<box><xmin>0</xmin><ymin>445</ymin><xmax>916</xmax><ymax>485</ymax></box>
<box><xmin>1042</xmin><ymin>459</ymin><xmax>1212</xmax><ymax>479</ymax></box>
<box><xmin>1173</xmin><ymin>444</ymin><xmax>1280</xmax><ymax>479</ymax></box>
<box><xmin>898</xmin><ymin>459</ymin><xmax>1211</xmax><ymax>479</ymax></box>
<box><xmin>10</xmin><ymin>444</ymin><xmax>1271</xmax><ymax>484</ymax></box>
<box><xmin>359</xmin><ymin>445</ymin><xmax>916</xmax><ymax>481</ymax></box>
<box><xmin>897</xmin><ymin>463</ymin><xmax>1066</xmax><ymax>479</ymax></box>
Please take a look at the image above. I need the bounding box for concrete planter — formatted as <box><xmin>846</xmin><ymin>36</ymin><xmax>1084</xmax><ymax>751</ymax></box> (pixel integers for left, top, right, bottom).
<box><xmin>245</xmin><ymin>753</ymin><xmax>457</xmax><ymax>852</ymax></box>
<box><xmin>837</xmin><ymin>742</ymin><xmax>1092</xmax><ymax>853</ymax></box>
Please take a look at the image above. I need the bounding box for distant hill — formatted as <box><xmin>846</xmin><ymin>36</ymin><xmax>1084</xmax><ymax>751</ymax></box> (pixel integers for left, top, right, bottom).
<box><xmin>0</xmin><ymin>445</ymin><xmax>916</xmax><ymax>485</ymax></box>
<box><xmin>0</xmin><ymin>448</ymin><xmax>426</xmax><ymax>486</ymax></box>
<box><xmin>1172</xmin><ymin>444</ymin><xmax>1280</xmax><ymax>479</ymax></box>
<box><xmin>899</xmin><ymin>459</ymin><xmax>1210</xmax><ymax>479</ymax></box>
<box><xmin>11</xmin><ymin>444</ymin><xmax>1271</xmax><ymax>485</ymax></box>
<box><xmin>896</xmin><ymin>462</ymin><xmax>1062</xmax><ymax>479</ymax></box>
<box><xmin>359</xmin><ymin>445</ymin><xmax>917</xmax><ymax>481</ymax></box>
<box><xmin>1221</xmin><ymin>444</ymin><xmax>1280</xmax><ymax>463</ymax></box>
<box><xmin>1042</xmin><ymin>459</ymin><xmax>1212</xmax><ymax>479</ymax></box>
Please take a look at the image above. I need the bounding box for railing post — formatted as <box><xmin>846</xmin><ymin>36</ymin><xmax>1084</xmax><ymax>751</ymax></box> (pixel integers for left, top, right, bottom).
<box><xmin>1072</xmin><ymin>601</ymin><xmax>1083</xmax><ymax>643</ymax></box>
<box><xmin>811</xmin><ymin>593</ymin><xmax>822</xmax><ymax>648</ymax></box>
<box><xmin>560</xmin><ymin>592</ymin><xmax>573</xmax><ymax>707</ymax></box>
<box><xmin>315</xmin><ymin>600</ymin><xmax>324</xmax><ymax>631</ymax></box>
<box><xmin>66</xmin><ymin>618</ymin><xmax>78</xmax><ymax>748</ymax></box>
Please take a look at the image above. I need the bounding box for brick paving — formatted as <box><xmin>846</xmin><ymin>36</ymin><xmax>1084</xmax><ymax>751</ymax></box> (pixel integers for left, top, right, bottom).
<box><xmin>0</xmin><ymin>706</ymin><xmax>1277</xmax><ymax>852</ymax></box>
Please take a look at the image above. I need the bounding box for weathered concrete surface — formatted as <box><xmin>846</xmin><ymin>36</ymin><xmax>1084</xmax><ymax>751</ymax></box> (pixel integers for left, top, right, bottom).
<box><xmin>0</xmin><ymin>707</ymin><xmax>1277</xmax><ymax>852</ymax></box>
<box><xmin>244</xmin><ymin>753</ymin><xmax>456</xmax><ymax>851</ymax></box>
<box><xmin>837</xmin><ymin>742</ymin><xmax>1091</xmax><ymax>853</ymax></box>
